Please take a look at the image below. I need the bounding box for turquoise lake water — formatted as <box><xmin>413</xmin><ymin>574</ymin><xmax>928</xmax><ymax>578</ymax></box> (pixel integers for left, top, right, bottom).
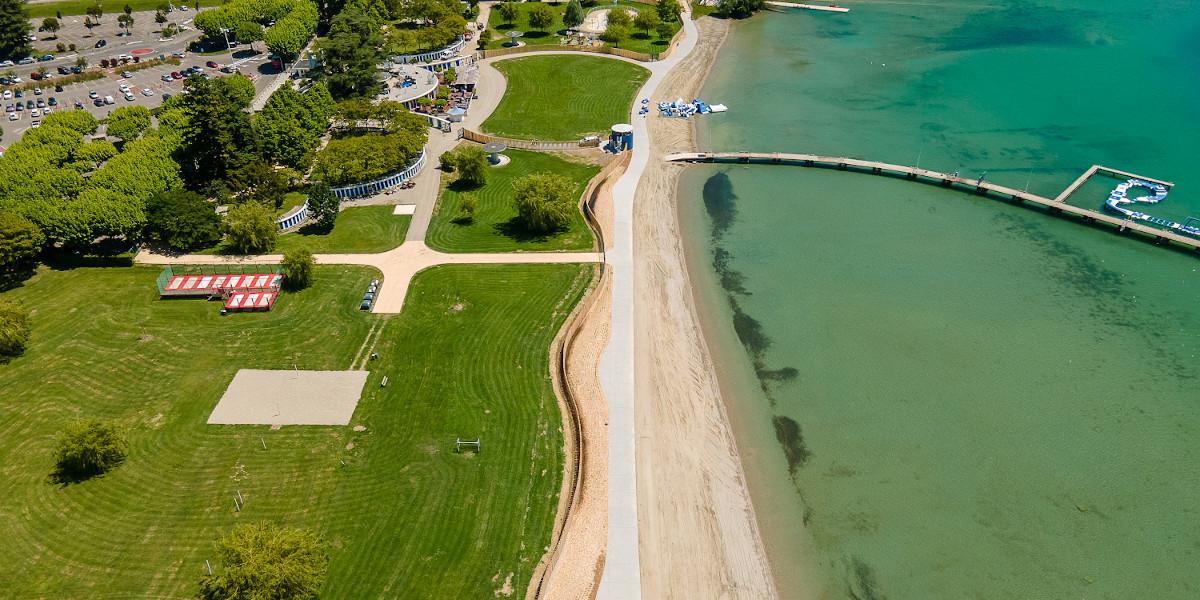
<box><xmin>678</xmin><ymin>2</ymin><xmax>1200</xmax><ymax>598</ymax></box>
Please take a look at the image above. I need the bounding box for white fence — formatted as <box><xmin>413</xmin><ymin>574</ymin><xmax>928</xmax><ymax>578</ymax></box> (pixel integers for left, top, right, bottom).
<box><xmin>275</xmin><ymin>202</ymin><xmax>308</xmax><ymax>230</ymax></box>
<box><xmin>390</xmin><ymin>37</ymin><xmax>467</xmax><ymax>66</ymax></box>
<box><xmin>330</xmin><ymin>150</ymin><xmax>427</xmax><ymax>199</ymax></box>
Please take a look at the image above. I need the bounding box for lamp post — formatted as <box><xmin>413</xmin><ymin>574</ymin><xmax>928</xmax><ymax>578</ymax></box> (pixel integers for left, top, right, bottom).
<box><xmin>218</xmin><ymin>27</ymin><xmax>232</xmax><ymax>52</ymax></box>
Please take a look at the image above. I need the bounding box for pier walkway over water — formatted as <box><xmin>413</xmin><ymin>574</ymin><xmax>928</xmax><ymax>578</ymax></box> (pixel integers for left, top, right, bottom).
<box><xmin>665</xmin><ymin>152</ymin><xmax>1200</xmax><ymax>252</ymax></box>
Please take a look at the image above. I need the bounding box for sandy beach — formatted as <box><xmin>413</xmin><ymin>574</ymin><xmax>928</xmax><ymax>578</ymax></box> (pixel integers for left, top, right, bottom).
<box><xmin>631</xmin><ymin>17</ymin><xmax>781</xmax><ymax>599</ymax></box>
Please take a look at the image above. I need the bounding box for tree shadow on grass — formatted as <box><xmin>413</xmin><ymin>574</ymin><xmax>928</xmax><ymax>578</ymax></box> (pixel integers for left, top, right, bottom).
<box><xmin>48</xmin><ymin>463</ymin><xmax>120</xmax><ymax>487</ymax></box>
<box><xmin>496</xmin><ymin>23</ymin><xmax>517</xmax><ymax>31</ymax></box>
<box><xmin>295</xmin><ymin>222</ymin><xmax>333</xmax><ymax>237</ymax></box>
<box><xmin>494</xmin><ymin>217</ymin><xmax>564</xmax><ymax>243</ymax></box>
<box><xmin>0</xmin><ymin>263</ymin><xmax>38</xmax><ymax>293</ymax></box>
<box><xmin>525</xmin><ymin>30</ymin><xmax>552</xmax><ymax>40</ymax></box>
<box><xmin>42</xmin><ymin>247</ymin><xmax>135</xmax><ymax>271</ymax></box>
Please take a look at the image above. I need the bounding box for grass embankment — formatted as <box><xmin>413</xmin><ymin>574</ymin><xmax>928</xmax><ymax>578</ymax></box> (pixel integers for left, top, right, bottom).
<box><xmin>482</xmin><ymin>55</ymin><xmax>649</xmax><ymax>140</ymax></box>
<box><xmin>0</xmin><ymin>261</ymin><xmax>593</xmax><ymax>597</ymax></box>
<box><xmin>26</xmin><ymin>0</ymin><xmax>222</xmax><ymax>18</ymax></box>
<box><xmin>691</xmin><ymin>1</ymin><xmax>720</xmax><ymax>18</ymax></box>
<box><xmin>199</xmin><ymin>205</ymin><xmax>410</xmax><ymax>255</ymax></box>
<box><xmin>487</xmin><ymin>0</ymin><xmax>680</xmax><ymax>55</ymax></box>
<box><xmin>428</xmin><ymin>149</ymin><xmax>599</xmax><ymax>253</ymax></box>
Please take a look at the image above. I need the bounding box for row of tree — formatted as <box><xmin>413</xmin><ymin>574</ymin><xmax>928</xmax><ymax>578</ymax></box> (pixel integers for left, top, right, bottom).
<box><xmin>193</xmin><ymin>0</ymin><xmax>319</xmax><ymax>59</ymax></box>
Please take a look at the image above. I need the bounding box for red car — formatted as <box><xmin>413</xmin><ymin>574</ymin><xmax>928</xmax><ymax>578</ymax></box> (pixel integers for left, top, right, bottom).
<box><xmin>170</xmin><ymin>71</ymin><xmax>182</xmax><ymax>79</ymax></box>
<box><xmin>205</xmin><ymin>60</ymin><xmax>219</xmax><ymax>68</ymax></box>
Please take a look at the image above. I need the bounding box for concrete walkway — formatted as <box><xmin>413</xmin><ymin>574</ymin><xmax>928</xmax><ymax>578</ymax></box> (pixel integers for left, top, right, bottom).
<box><xmin>136</xmin><ymin>242</ymin><xmax>600</xmax><ymax>314</ymax></box>
<box><xmin>595</xmin><ymin>8</ymin><xmax>700</xmax><ymax>600</ymax></box>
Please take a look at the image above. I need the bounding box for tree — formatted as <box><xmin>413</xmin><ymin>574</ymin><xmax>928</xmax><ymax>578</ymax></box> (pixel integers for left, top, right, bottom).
<box><xmin>453</xmin><ymin>145</ymin><xmax>488</xmax><ymax>188</ymax></box>
<box><xmin>606</xmin><ymin>7</ymin><xmax>631</xmax><ymax>29</ymax></box>
<box><xmin>174</xmin><ymin>76</ymin><xmax>259</xmax><ymax>190</ymax></box>
<box><xmin>312</xmin><ymin>131</ymin><xmax>426</xmax><ymax>186</ymax></box>
<box><xmin>86</xmin><ymin>3</ymin><xmax>103</xmax><ymax>22</ymax></box>
<box><xmin>143</xmin><ymin>190</ymin><xmax>221</xmax><ymax>251</ymax></box>
<box><xmin>497</xmin><ymin>2</ymin><xmax>518</xmax><ymax>26</ymax></box>
<box><xmin>155</xmin><ymin>10</ymin><xmax>167</xmax><ymax>25</ymax></box>
<box><xmin>512</xmin><ymin>172</ymin><xmax>575</xmax><ymax>233</ymax></box>
<box><xmin>601</xmin><ymin>23</ymin><xmax>628</xmax><ymax>46</ymax></box>
<box><xmin>223</xmin><ymin>201</ymin><xmax>277</xmax><ymax>254</ymax></box>
<box><xmin>75</xmin><ymin>55</ymin><xmax>88</xmax><ymax>69</ymax></box>
<box><xmin>0</xmin><ymin>0</ymin><xmax>32</xmax><ymax>61</ymax></box>
<box><xmin>254</xmin><ymin>85</ymin><xmax>334</xmax><ymax>169</ymax></box>
<box><xmin>52</xmin><ymin>420</ymin><xmax>128</xmax><ymax>482</ymax></box>
<box><xmin>0</xmin><ymin>298</ymin><xmax>31</xmax><ymax>362</ymax></box>
<box><xmin>0</xmin><ymin>211</ymin><xmax>44</xmax><ymax>269</ymax></box>
<box><xmin>41</xmin><ymin>17</ymin><xmax>59</xmax><ymax>39</ymax></box>
<box><xmin>455</xmin><ymin>193</ymin><xmax>477</xmax><ymax>223</ymax></box>
<box><xmin>716</xmin><ymin>0</ymin><xmax>764</xmax><ymax>18</ymax></box>
<box><xmin>656</xmin><ymin>21</ymin><xmax>674</xmax><ymax>40</ymax></box>
<box><xmin>123</xmin><ymin>3</ymin><xmax>132</xmax><ymax>15</ymax></box>
<box><xmin>563</xmin><ymin>0</ymin><xmax>584</xmax><ymax>29</ymax></box>
<box><xmin>105</xmin><ymin>105</ymin><xmax>152</xmax><ymax>142</ymax></box>
<box><xmin>281</xmin><ymin>248</ymin><xmax>314</xmax><ymax>290</ymax></box>
<box><xmin>655</xmin><ymin>0</ymin><xmax>682</xmax><ymax>23</ymax></box>
<box><xmin>306</xmin><ymin>183</ymin><xmax>339</xmax><ymax>232</ymax></box>
<box><xmin>198</xmin><ymin>523</ymin><xmax>328</xmax><ymax>600</ymax></box>
<box><xmin>227</xmin><ymin>160</ymin><xmax>289</xmax><ymax>208</ymax></box>
<box><xmin>633</xmin><ymin>10</ymin><xmax>660</xmax><ymax>37</ymax></box>
<box><xmin>233</xmin><ymin>20</ymin><xmax>264</xmax><ymax>53</ymax></box>
<box><xmin>318</xmin><ymin>8</ymin><xmax>383</xmax><ymax>100</ymax></box>
<box><xmin>527</xmin><ymin>3</ymin><xmax>554</xmax><ymax>32</ymax></box>
<box><xmin>117</xmin><ymin>13</ymin><xmax>134</xmax><ymax>35</ymax></box>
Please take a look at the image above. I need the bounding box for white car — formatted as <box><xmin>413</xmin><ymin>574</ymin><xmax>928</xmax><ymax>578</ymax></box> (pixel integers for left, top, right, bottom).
<box><xmin>118</xmin><ymin>83</ymin><xmax>130</xmax><ymax>92</ymax></box>
<box><xmin>43</xmin><ymin>107</ymin><xmax>52</xmax><ymax>114</ymax></box>
<box><xmin>30</xmin><ymin>108</ymin><xmax>40</xmax><ymax>117</ymax></box>
<box><xmin>141</xmin><ymin>88</ymin><xmax>154</xmax><ymax>96</ymax></box>
<box><xmin>89</xmin><ymin>90</ymin><xmax>99</xmax><ymax>99</ymax></box>
<box><xmin>0</xmin><ymin>60</ymin><xmax>13</xmax><ymax>67</ymax></box>
<box><xmin>2</xmin><ymin>90</ymin><xmax>11</xmax><ymax>100</ymax></box>
<box><xmin>161</xmin><ymin>74</ymin><xmax>173</xmax><ymax>82</ymax></box>
<box><xmin>124</xmin><ymin>92</ymin><xmax>136</xmax><ymax>101</ymax></box>
<box><xmin>7</xmin><ymin>112</ymin><xmax>17</xmax><ymax>121</ymax></box>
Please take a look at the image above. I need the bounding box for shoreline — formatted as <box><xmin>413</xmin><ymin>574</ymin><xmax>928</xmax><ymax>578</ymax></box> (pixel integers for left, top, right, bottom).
<box><xmin>631</xmin><ymin>16</ymin><xmax>788</xmax><ymax>598</ymax></box>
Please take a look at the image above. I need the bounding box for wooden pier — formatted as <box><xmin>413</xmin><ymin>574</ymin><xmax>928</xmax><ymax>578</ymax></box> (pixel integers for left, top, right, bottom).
<box><xmin>764</xmin><ymin>1</ymin><xmax>850</xmax><ymax>12</ymax></box>
<box><xmin>664</xmin><ymin>152</ymin><xmax>1200</xmax><ymax>252</ymax></box>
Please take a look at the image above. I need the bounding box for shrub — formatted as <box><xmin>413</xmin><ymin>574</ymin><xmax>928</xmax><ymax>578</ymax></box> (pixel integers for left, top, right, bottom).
<box><xmin>601</xmin><ymin>23</ymin><xmax>629</xmax><ymax>46</ymax></box>
<box><xmin>0</xmin><ymin>299</ymin><xmax>31</xmax><ymax>362</ymax></box>
<box><xmin>453</xmin><ymin>145</ymin><xmax>488</xmax><ymax>188</ymax></box>
<box><xmin>311</xmin><ymin>132</ymin><xmax>425</xmax><ymax>186</ymax></box>
<box><xmin>223</xmin><ymin>202</ymin><xmax>278</xmax><ymax>254</ymax></box>
<box><xmin>512</xmin><ymin>172</ymin><xmax>575</xmax><ymax>233</ymax></box>
<box><xmin>52</xmin><ymin>420</ymin><xmax>128</xmax><ymax>482</ymax></box>
<box><xmin>198</xmin><ymin>523</ymin><xmax>328</xmax><ymax>600</ymax></box>
<box><xmin>281</xmin><ymin>248</ymin><xmax>314</xmax><ymax>290</ymax></box>
<box><xmin>0</xmin><ymin>212</ymin><xmax>45</xmax><ymax>269</ymax></box>
<box><xmin>455</xmin><ymin>193</ymin><xmax>477</xmax><ymax>224</ymax></box>
<box><xmin>607</xmin><ymin>8</ymin><xmax>632</xmax><ymax>28</ymax></box>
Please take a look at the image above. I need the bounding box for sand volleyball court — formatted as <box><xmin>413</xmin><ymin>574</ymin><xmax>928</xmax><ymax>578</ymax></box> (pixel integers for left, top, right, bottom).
<box><xmin>208</xmin><ymin>369</ymin><xmax>370</xmax><ymax>425</ymax></box>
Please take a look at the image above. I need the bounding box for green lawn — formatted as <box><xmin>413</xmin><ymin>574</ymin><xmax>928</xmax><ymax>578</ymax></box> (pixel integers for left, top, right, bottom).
<box><xmin>0</xmin><ymin>261</ymin><xmax>593</xmax><ymax>597</ymax></box>
<box><xmin>201</xmin><ymin>205</ymin><xmax>410</xmax><ymax>255</ymax></box>
<box><xmin>427</xmin><ymin>148</ymin><xmax>599</xmax><ymax>253</ymax></box>
<box><xmin>482</xmin><ymin>55</ymin><xmax>649</xmax><ymax>141</ymax></box>
<box><xmin>487</xmin><ymin>1</ymin><xmax>680</xmax><ymax>56</ymax></box>
<box><xmin>27</xmin><ymin>0</ymin><xmax>223</xmax><ymax>18</ymax></box>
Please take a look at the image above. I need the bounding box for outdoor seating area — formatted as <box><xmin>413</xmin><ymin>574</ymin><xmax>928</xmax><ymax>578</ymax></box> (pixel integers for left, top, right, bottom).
<box><xmin>156</xmin><ymin>266</ymin><xmax>285</xmax><ymax>312</ymax></box>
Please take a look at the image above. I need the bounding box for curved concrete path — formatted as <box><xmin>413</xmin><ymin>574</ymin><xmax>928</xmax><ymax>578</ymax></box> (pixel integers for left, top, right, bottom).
<box><xmin>135</xmin><ymin>242</ymin><xmax>601</xmax><ymax>314</ymax></box>
<box><xmin>595</xmin><ymin>9</ymin><xmax>700</xmax><ymax>599</ymax></box>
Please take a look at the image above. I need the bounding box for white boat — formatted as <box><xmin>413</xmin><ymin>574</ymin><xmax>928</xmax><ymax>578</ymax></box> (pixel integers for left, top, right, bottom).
<box><xmin>709</xmin><ymin>104</ymin><xmax>728</xmax><ymax>113</ymax></box>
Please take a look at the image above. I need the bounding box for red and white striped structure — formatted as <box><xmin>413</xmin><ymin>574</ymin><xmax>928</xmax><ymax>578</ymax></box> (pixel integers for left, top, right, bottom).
<box><xmin>223</xmin><ymin>291</ymin><xmax>279</xmax><ymax>311</ymax></box>
<box><xmin>161</xmin><ymin>274</ymin><xmax>283</xmax><ymax>296</ymax></box>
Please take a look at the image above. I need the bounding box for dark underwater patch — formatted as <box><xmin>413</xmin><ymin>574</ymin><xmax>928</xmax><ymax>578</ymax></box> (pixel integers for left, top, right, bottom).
<box><xmin>846</xmin><ymin>556</ymin><xmax>887</xmax><ymax>600</ymax></box>
<box><xmin>772</xmin><ymin>415</ymin><xmax>812</xmax><ymax>475</ymax></box>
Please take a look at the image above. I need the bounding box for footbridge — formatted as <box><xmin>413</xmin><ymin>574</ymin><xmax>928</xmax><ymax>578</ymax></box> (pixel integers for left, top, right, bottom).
<box><xmin>665</xmin><ymin>152</ymin><xmax>1199</xmax><ymax>252</ymax></box>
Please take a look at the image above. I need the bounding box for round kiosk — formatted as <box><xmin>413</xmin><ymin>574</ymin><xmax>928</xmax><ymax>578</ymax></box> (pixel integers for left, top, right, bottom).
<box><xmin>483</xmin><ymin>141</ymin><xmax>509</xmax><ymax>167</ymax></box>
<box><xmin>610</xmin><ymin>123</ymin><xmax>634</xmax><ymax>152</ymax></box>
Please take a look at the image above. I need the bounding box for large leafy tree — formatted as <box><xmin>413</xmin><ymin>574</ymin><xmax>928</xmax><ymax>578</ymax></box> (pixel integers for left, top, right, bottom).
<box><xmin>656</xmin><ymin>0</ymin><xmax>682</xmax><ymax>23</ymax></box>
<box><xmin>198</xmin><ymin>523</ymin><xmax>328</xmax><ymax>600</ymax></box>
<box><xmin>174</xmin><ymin>76</ymin><xmax>259</xmax><ymax>191</ymax></box>
<box><xmin>716</xmin><ymin>0</ymin><xmax>764</xmax><ymax>18</ymax></box>
<box><xmin>143</xmin><ymin>189</ymin><xmax>221</xmax><ymax>251</ymax></box>
<box><xmin>0</xmin><ymin>298</ymin><xmax>30</xmax><ymax>362</ymax></box>
<box><xmin>105</xmin><ymin>106</ymin><xmax>153</xmax><ymax>142</ymax></box>
<box><xmin>527</xmin><ymin>3</ymin><xmax>554</xmax><ymax>32</ymax></box>
<box><xmin>512</xmin><ymin>172</ymin><xmax>576</xmax><ymax>233</ymax></box>
<box><xmin>0</xmin><ymin>0</ymin><xmax>31</xmax><ymax>61</ymax></box>
<box><xmin>319</xmin><ymin>8</ymin><xmax>383</xmax><ymax>100</ymax></box>
<box><xmin>255</xmin><ymin>84</ymin><xmax>335</xmax><ymax>169</ymax></box>
<box><xmin>497</xmin><ymin>2</ymin><xmax>518</xmax><ymax>26</ymax></box>
<box><xmin>52</xmin><ymin>420</ymin><xmax>128</xmax><ymax>482</ymax></box>
<box><xmin>311</xmin><ymin>132</ymin><xmax>424</xmax><ymax>185</ymax></box>
<box><xmin>281</xmin><ymin>248</ymin><xmax>314</xmax><ymax>290</ymax></box>
<box><xmin>450</xmin><ymin>145</ymin><xmax>488</xmax><ymax>188</ymax></box>
<box><xmin>0</xmin><ymin>211</ymin><xmax>44</xmax><ymax>269</ymax></box>
<box><xmin>227</xmin><ymin>159</ymin><xmax>290</xmax><ymax>208</ymax></box>
<box><xmin>634</xmin><ymin>9</ymin><xmax>660</xmax><ymax>37</ymax></box>
<box><xmin>223</xmin><ymin>201</ymin><xmax>277</xmax><ymax>254</ymax></box>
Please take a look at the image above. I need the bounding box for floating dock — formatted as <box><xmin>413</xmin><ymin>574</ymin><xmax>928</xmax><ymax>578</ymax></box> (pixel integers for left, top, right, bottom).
<box><xmin>765</xmin><ymin>1</ymin><xmax>850</xmax><ymax>12</ymax></box>
<box><xmin>664</xmin><ymin>152</ymin><xmax>1200</xmax><ymax>253</ymax></box>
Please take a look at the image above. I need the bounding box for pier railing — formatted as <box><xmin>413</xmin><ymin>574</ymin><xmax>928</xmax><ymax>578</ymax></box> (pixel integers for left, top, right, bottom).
<box><xmin>665</xmin><ymin>152</ymin><xmax>1199</xmax><ymax>252</ymax></box>
<box><xmin>462</xmin><ymin>129</ymin><xmax>601</xmax><ymax>150</ymax></box>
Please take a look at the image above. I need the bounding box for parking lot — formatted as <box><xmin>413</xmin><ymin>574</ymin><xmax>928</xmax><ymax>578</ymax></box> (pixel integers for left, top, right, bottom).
<box><xmin>2</xmin><ymin>7</ymin><xmax>285</xmax><ymax>141</ymax></box>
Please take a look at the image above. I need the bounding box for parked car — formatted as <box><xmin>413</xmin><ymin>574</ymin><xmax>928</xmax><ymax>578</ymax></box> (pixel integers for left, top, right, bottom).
<box><xmin>88</xmin><ymin>90</ymin><xmax>98</xmax><ymax>98</ymax></box>
<box><xmin>57</xmin><ymin>66</ymin><xmax>71</xmax><ymax>75</ymax></box>
<box><xmin>14</xmin><ymin>103</ymin><xmax>22</xmax><ymax>111</ymax></box>
<box><xmin>103</xmin><ymin>95</ymin><xmax>114</xmax><ymax>105</ymax></box>
<box><xmin>0</xmin><ymin>60</ymin><xmax>13</xmax><ymax>67</ymax></box>
<box><xmin>359</xmin><ymin>299</ymin><xmax>372</xmax><ymax>310</ymax></box>
<box><xmin>43</xmin><ymin>107</ymin><xmax>51</xmax><ymax>115</ymax></box>
<box><xmin>47</xmin><ymin>97</ymin><xmax>56</xmax><ymax>106</ymax></box>
<box><xmin>25</xmin><ymin>99</ymin><xmax>33</xmax><ymax>108</ymax></box>
<box><xmin>141</xmin><ymin>88</ymin><xmax>154</xmax><ymax>96</ymax></box>
<box><xmin>38</xmin><ymin>54</ymin><xmax>54</xmax><ymax>62</ymax></box>
<box><xmin>35</xmin><ymin>98</ymin><xmax>44</xmax><ymax>108</ymax></box>
<box><xmin>54</xmin><ymin>84</ymin><xmax>63</xmax><ymax>92</ymax></box>
<box><xmin>170</xmin><ymin>71</ymin><xmax>182</xmax><ymax>79</ymax></box>
<box><xmin>70</xmin><ymin>66</ymin><xmax>81</xmax><ymax>74</ymax></box>
<box><xmin>95</xmin><ymin>39</ymin><xmax>107</xmax><ymax>48</ymax></box>
<box><xmin>172</xmin><ymin>51</ymin><xmax>186</xmax><ymax>58</ymax></box>
<box><xmin>161</xmin><ymin>74</ymin><xmax>173</xmax><ymax>82</ymax></box>
<box><xmin>14</xmin><ymin>89</ymin><xmax>22</xmax><ymax>97</ymax></box>
<box><xmin>30</xmin><ymin>108</ymin><xmax>40</xmax><ymax>117</ymax></box>
<box><xmin>118</xmin><ymin>83</ymin><xmax>130</xmax><ymax>92</ymax></box>
<box><xmin>4</xmin><ymin>103</ymin><xmax>11</xmax><ymax>111</ymax></box>
<box><xmin>122</xmin><ymin>70</ymin><xmax>133</xmax><ymax>78</ymax></box>
<box><xmin>1</xmin><ymin>90</ymin><xmax>10</xmax><ymax>100</ymax></box>
<box><xmin>33</xmin><ymin>87</ymin><xmax>41</xmax><ymax>95</ymax></box>
<box><xmin>92</xmin><ymin>98</ymin><xmax>104</xmax><ymax>107</ymax></box>
<box><xmin>220</xmin><ymin>65</ymin><xmax>235</xmax><ymax>73</ymax></box>
<box><xmin>18</xmin><ymin>57</ymin><xmax>35</xmax><ymax>65</ymax></box>
<box><xmin>124</xmin><ymin>92</ymin><xmax>135</xmax><ymax>101</ymax></box>
<box><xmin>161</xmin><ymin>93</ymin><xmax>172</xmax><ymax>101</ymax></box>
<box><xmin>74</xmin><ymin>99</ymin><xmax>83</xmax><ymax>108</ymax></box>
<box><xmin>7</xmin><ymin>112</ymin><xmax>16</xmax><ymax>121</ymax></box>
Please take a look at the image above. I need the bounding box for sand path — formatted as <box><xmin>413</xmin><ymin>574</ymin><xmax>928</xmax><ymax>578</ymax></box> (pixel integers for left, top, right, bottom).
<box><xmin>135</xmin><ymin>242</ymin><xmax>601</xmax><ymax>314</ymax></box>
